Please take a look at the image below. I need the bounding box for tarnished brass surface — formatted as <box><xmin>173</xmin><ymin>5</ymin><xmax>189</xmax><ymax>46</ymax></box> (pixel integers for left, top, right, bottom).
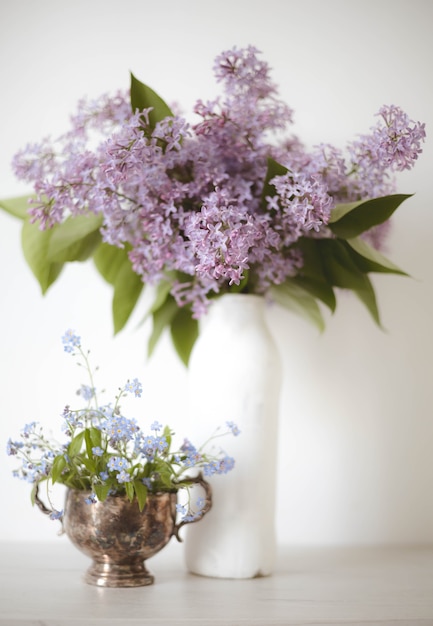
<box><xmin>34</xmin><ymin>474</ymin><xmax>212</xmax><ymax>587</ymax></box>
<box><xmin>63</xmin><ymin>490</ymin><xmax>177</xmax><ymax>587</ymax></box>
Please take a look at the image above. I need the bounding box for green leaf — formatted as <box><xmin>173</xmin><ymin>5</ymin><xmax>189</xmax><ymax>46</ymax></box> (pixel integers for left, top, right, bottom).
<box><xmin>133</xmin><ymin>480</ymin><xmax>148</xmax><ymax>512</ymax></box>
<box><xmin>329</xmin><ymin>194</ymin><xmax>412</xmax><ymax>238</ymax></box>
<box><xmin>93</xmin><ymin>242</ymin><xmax>129</xmax><ymax>285</ymax></box>
<box><xmin>112</xmin><ymin>258</ymin><xmax>144</xmax><ymax>334</ymax></box>
<box><xmin>21</xmin><ymin>220</ymin><xmax>63</xmax><ymax>293</ymax></box>
<box><xmin>148</xmin><ymin>279</ymin><xmax>173</xmax><ymax>316</ymax></box>
<box><xmin>346</xmin><ymin>237</ymin><xmax>408</xmax><ymax>275</ymax></box>
<box><xmin>51</xmin><ymin>454</ymin><xmax>67</xmax><ymax>485</ymax></box>
<box><xmin>130</xmin><ymin>73</ymin><xmax>173</xmax><ymax>129</ymax></box>
<box><xmin>125</xmin><ymin>481</ymin><xmax>134</xmax><ymax>502</ymax></box>
<box><xmin>170</xmin><ymin>307</ymin><xmax>199</xmax><ymax>366</ymax></box>
<box><xmin>294</xmin><ymin>237</ymin><xmax>337</xmax><ymax>311</ymax></box>
<box><xmin>261</xmin><ymin>157</ymin><xmax>289</xmax><ymax>207</ymax></box>
<box><xmin>290</xmin><ymin>275</ymin><xmax>336</xmax><ymax>312</ymax></box>
<box><xmin>80</xmin><ymin>456</ymin><xmax>96</xmax><ymax>473</ymax></box>
<box><xmin>318</xmin><ymin>239</ymin><xmax>381</xmax><ymax>325</ymax></box>
<box><xmin>47</xmin><ymin>214</ymin><xmax>103</xmax><ymax>263</ymax></box>
<box><xmin>163</xmin><ymin>425</ymin><xmax>172</xmax><ymax>450</ymax></box>
<box><xmin>269</xmin><ymin>282</ymin><xmax>325</xmax><ymax>332</ymax></box>
<box><xmin>0</xmin><ymin>194</ymin><xmax>34</xmax><ymax>219</ymax></box>
<box><xmin>84</xmin><ymin>429</ymin><xmax>94</xmax><ymax>460</ymax></box>
<box><xmin>93</xmin><ymin>243</ymin><xmax>144</xmax><ymax>333</ymax></box>
<box><xmin>68</xmin><ymin>431</ymin><xmax>85</xmax><ymax>457</ymax></box>
<box><xmin>148</xmin><ymin>295</ymin><xmax>179</xmax><ymax>358</ymax></box>
<box><xmin>296</xmin><ymin>237</ymin><xmax>329</xmax><ymax>283</ymax></box>
<box><xmin>93</xmin><ymin>483</ymin><xmax>111</xmax><ymax>502</ymax></box>
<box><xmin>89</xmin><ymin>427</ymin><xmax>102</xmax><ymax>448</ymax></box>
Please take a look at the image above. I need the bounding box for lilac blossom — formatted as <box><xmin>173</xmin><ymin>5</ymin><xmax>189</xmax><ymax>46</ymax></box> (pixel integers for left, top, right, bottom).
<box><xmin>10</xmin><ymin>46</ymin><xmax>425</xmax><ymax>317</ymax></box>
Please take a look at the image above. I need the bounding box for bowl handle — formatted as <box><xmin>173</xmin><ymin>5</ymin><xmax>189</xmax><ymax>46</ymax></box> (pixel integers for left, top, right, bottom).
<box><xmin>173</xmin><ymin>472</ymin><xmax>212</xmax><ymax>541</ymax></box>
<box><xmin>33</xmin><ymin>482</ymin><xmax>65</xmax><ymax>532</ymax></box>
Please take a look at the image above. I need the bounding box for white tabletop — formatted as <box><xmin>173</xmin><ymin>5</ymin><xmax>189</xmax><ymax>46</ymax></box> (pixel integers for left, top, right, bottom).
<box><xmin>1</xmin><ymin>541</ymin><xmax>433</xmax><ymax>625</ymax></box>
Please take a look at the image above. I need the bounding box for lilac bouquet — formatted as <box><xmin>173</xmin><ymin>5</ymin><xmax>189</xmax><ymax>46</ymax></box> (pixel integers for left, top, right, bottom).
<box><xmin>6</xmin><ymin>330</ymin><xmax>238</xmax><ymax>519</ymax></box>
<box><xmin>0</xmin><ymin>46</ymin><xmax>425</xmax><ymax>363</ymax></box>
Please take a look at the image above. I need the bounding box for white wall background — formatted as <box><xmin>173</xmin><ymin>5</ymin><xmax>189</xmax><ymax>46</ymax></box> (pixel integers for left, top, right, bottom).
<box><xmin>0</xmin><ymin>0</ymin><xmax>432</xmax><ymax>546</ymax></box>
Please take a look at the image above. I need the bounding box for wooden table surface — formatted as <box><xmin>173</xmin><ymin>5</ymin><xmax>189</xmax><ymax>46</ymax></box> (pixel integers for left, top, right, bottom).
<box><xmin>1</xmin><ymin>541</ymin><xmax>433</xmax><ymax>625</ymax></box>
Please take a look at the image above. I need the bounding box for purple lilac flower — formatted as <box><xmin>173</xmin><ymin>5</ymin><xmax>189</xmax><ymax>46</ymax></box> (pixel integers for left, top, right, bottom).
<box><xmin>11</xmin><ymin>47</ymin><xmax>425</xmax><ymax>313</ymax></box>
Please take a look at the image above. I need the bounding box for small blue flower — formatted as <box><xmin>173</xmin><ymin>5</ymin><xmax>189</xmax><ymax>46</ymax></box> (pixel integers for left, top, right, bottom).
<box><xmin>176</xmin><ymin>503</ymin><xmax>187</xmax><ymax>516</ymax></box>
<box><xmin>84</xmin><ymin>493</ymin><xmax>97</xmax><ymax>504</ymax></box>
<box><xmin>217</xmin><ymin>455</ymin><xmax>235</xmax><ymax>474</ymax></box>
<box><xmin>142</xmin><ymin>477</ymin><xmax>152</xmax><ymax>488</ymax></box>
<box><xmin>124</xmin><ymin>378</ymin><xmax>142</xmax><ymax>397</ymax></box>
<box><xmin>155</xmin><ymin>436</ymin><xmax>168</xmax><ymax>452</ymax></box>
<box><xmin>196</xmin><ymin>496</ymin><xmax>205</xmax><ymax>510</ymax></box>
<box><xmin>150</xmin><ymin>421</ymin><xmax>163</xmax><ymax>432</ymax></box>
<box><xmin>22</xmin><ymin>422</ymin><xmax>37</xmax><ymax>438</ymax></box>
<box><xmin>226</xmin><ymin>421</ymin><xmax>241</xmax><ymax>436</ymax></box>
<box><xmin>102</xmin><ymin>415</ymin><xmax>138</xmax><ymax>445</ymax></box>
<box><xmin>6</xmin><ymin>439</ymin><xmax>23</xmax><ymax>456</ymax></box>
<box><xmin>116</xmin><ymin>469</ymin><xmax>131</xmax><ymax>483</ymax></box>
<box><xmin>100</xmin><ymin>471</ymin><xmax>109</xmax><ymax>481</ymax></box>
<box><xmin>141</xmin><ymin>436</ymin><xmax>156</xmax><ymax>458</ymax></box>
<box><xmin>203</xmin><ymin>460</ymin><xmax>219</xmax><ymax>476</ymax></box>
<box><xmin>78</xmin><ymin>384</ymin><xmax>95</xmax><ymax>401</ymax></box>
<box><xmin>62</xmin><ymin>329</ymin><xmax>81</xmax><ymax>353</ymax></box>
<box><xmin>107</xmin><ymin>456</ymin><xmax>127</xmax><ymax>472</ymax></box>
<box><xmin>49</xmin><ymin>509</ymin><xmax>64</xmax><ymax>520</ymax></box>
<box><xmin>92</xmin><ymin>446</ymin><xmax>104</xmax><ymax>457</ymax></box>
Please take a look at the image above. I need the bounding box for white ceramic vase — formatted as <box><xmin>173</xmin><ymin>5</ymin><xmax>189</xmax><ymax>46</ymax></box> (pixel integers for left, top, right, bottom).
<box><xmin>184</xmin><ymin>293</ymin><xmax>282</xmax><ymax>578</ymax></box>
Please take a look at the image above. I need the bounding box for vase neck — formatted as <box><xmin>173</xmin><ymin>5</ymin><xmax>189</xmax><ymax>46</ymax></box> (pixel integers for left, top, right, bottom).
<box><xmin>203</xmin><ymin>294</ymin><xmax>266</xmax><ymax>328</ymax></box>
